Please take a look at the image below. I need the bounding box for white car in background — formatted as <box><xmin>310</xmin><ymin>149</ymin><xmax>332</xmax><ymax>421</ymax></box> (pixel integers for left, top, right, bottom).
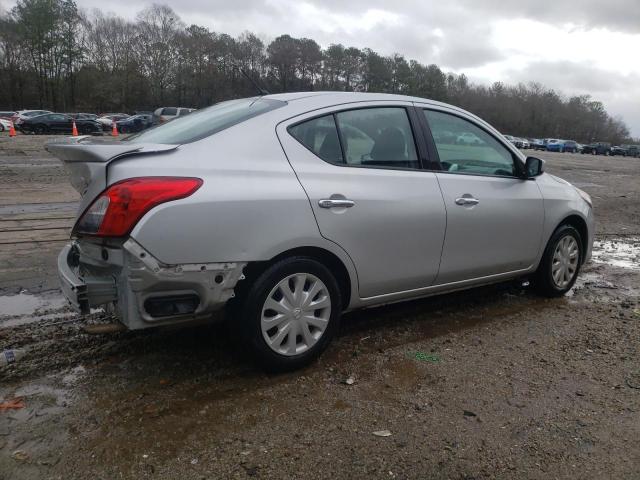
<box><xmin>0</xmin><ymin>118</ymin><xmax>13</xmax><ymax>132</ymax></box>
<box><xmin>456</xmin><ymin>132</ymin><xmax>484</xmax><ymax>145</ymax></box>
<box><xmin>96</xmin><ymin>114</ymin><xmax>129</xmax><ymax>131</ymax></box>
<box><xmin>153</xmin><ymin>107</ymin><xmax>196</xmax><ymax>124</ymax></box>
<box><xmin>13</xmin><ymin>109</ymin><xmax>52</xmax><ymax>127</ymax></box>
<box><xmin>520</xmin><ymin>138</ymin><xmax>530</xmax><ymax>149</ymax></box>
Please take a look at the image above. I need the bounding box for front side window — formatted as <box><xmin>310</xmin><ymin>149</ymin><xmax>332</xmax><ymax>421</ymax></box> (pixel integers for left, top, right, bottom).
<box><xmin>424</xmin><ymin>110</ymin><xmax>516</xmax><ymax>177</ymax></box>
<box><xmin>289</xmin><ymin>107</ymin><xmax>420</xmax><ymax>170</ymax></box>
<box><xmin>162</xmin><ymin>107</ymin><xmax>177</xmax><ymax>116</ymax></box>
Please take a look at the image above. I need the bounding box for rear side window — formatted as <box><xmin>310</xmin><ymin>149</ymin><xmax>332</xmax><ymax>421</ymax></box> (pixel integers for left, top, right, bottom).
<box><xmin>127</xmin><ymin>98</ymin><xmax>286</xmax><ymax>145</ymax></box>
<box><xmin>289</xmin><ymin>107</ymin><xmax>420</xmax><ymax>170</ymax></box>
<box><xmin>289</xmin><ymin>115</ymin><xmax>343</xmax><ymax>164</ymax></box>
<box><xmin>179</xmin><ymin>108</ymin><xmax>192</xmax><ymax>115</ymax></box>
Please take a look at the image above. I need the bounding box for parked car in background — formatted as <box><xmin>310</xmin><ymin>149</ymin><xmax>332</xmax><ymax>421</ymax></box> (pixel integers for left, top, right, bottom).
<box><xmin>0</xmin><ymin>118</ymin><xmax>13</xmax><ymax>132</ymax></box>
<box><xmin>0</xmin><ymin>111</ymin><xmax>16</xmax><ymax>120</ymax></box>
<box><xmin>503</xmin><ymin>134</ymin><xmax>522</xmax><ymax>148</ymax></box>
<box><xmin>69</xmin><ymin>113</ymin><xmax>98</xmax><ymax>121</ymax></box>
<box><xmin>519</xmin><ymin>138</ymin><xmax>530</xmax><ymax>149</ymax></box>
<box><xmin>20</xmin><ymin>113</ymin><xmax>102</xmax><ymax>135</ymax></box>
<box><xmin>51</xmin><ymin>92</ymin><xmax>593</xmax><ymax>371</ymax></box>
<box><xmin>610</xmin><ymin>145</ymin><xmax>628</xmax><ymax>156</ymax></box>
<box><xmin>545</xmin><ymin>139</ymin><xmax>565</xmax><ymax>152</ymax></box>
<box><xmin>12</xmin><ymin>110</ymin><xmax>53</xmax><ymax>128</ymax></box>
<box><xmin>581</xmin><ymin>142</ymin><xmax>611</xmax><ymax>155</ymax></box>
<box><xmin>623</xmin><ymin>145</ymin><xmax>640</xmax><ymax>158</ymax></box>
<box><xmin>116</xmin><ymin>114</ymin><xmax>153</xmax><ymax>133</ymax></box>
<box><xmin>153</xmin><ymin>107</ymin><xmax>195</xmax><ymax>124</ymax></box>
<box><xmin>530</xmin><ymin>138</ymin><xmax>545</xmax><ymax>151</ymax></box>
<box><xmin>456</xmin><ymin>132</ymin><xmax>484</xmax><ymax>145</ymax></box>
<box><xmin>96</xmin><ymin>114</ymin><xmax>129</xmax><ymax>131</ymax></box>
<box><xmin>562</xmin><ymin>140</ymin><xmax>579</xmax><ymax>153</ymax></box>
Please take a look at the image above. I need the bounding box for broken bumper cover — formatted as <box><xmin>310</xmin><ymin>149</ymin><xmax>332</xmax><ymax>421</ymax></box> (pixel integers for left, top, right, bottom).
<box><xmin>58</xmin><ymin>244</ymin><xmax>91</xmax><ymax>314</ymax></box>
<box><xmin>57</xmin><ymin>239</ymin><xmax>246</xmax><ymax>329</ymax></box>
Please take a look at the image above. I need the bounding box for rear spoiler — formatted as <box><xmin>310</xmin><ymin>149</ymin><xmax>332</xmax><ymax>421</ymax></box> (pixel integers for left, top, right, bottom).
<box><xmin>45</xmin><ymin>136</ymin><xmax>178</xmax><ymax>163</ymax></box>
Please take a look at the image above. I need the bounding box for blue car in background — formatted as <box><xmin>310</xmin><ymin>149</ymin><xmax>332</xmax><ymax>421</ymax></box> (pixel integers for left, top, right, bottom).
<box><xmin>545</xmin><ymin>139</ymin><xmax>565</xmax><ymax>152</ymax></box>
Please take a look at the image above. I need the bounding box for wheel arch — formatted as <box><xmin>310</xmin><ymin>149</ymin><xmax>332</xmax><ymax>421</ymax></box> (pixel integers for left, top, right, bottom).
<box><xmin>557</xmin><ymin>214</ymin><xmax>589</xmax><ymax>264</ymax></box>
<box><xmin>243</xmin><ymin>246</ymin><xmax>354</xmax><ymax>309</ymax></box>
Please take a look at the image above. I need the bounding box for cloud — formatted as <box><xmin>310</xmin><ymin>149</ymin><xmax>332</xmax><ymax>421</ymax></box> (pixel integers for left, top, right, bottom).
<box><xmin>458</xmin><ymin>0</ymin><xmax>640</xmax><ymax>33</ymax></box>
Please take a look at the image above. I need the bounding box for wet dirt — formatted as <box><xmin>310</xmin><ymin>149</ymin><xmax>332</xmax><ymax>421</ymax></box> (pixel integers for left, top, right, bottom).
<box><xmin>0</xmin><ymin>137</ymin><xmax>639</xmax><ymax>479</ymax></box>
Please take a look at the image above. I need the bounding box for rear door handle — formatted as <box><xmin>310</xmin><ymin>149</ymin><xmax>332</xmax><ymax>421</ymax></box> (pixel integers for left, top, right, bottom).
<box><xmin>319</xmin><ymin>199</ymin><xmax>355</xmax><ymax>209</ymax></box>
<box><xmin>455</xmin><ymin>196</ymin><xmax>479</xmax><ymax>206</ymax></box>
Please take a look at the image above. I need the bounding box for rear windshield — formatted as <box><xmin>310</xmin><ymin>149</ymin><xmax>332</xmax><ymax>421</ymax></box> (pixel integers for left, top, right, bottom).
<box><xmin>127</xmin><ymin>98</ymin><xmax>286</xmax><ymax>145</ymax></box>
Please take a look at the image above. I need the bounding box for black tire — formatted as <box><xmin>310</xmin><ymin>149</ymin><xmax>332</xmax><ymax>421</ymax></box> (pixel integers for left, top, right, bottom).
<box><xmin>234</xmin><ymin>256</ymin><xmax>342</xmax><ymax>372</ymax></box>
<box><xmin>34</xmin><ymin>125</ymin><xmax>46</xmax><ymax>135</ymax></box>
<box><xmin>534</xmin><ymin>224</ymin><xmax>583</xmax><ymax>297</ymax></box>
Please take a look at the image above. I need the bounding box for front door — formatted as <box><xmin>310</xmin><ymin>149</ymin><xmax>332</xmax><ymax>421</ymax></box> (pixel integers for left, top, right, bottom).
<box><xmin>420</xmin><ymin>107</ymin><xmax>544</xmax><ymax>284</ymax></box>
<box><xmin>278</xmin><ymin>103</ymin><xmax>447</xmax><ymax>298</ymax></box>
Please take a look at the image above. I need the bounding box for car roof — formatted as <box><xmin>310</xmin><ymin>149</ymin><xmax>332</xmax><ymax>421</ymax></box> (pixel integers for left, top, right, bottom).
<box><xmin>264</xmin><ymin>91</ymin><xmax>453</xmax><ymax>107</ymax></box>
<box><xmin>259</xmin><ymin>91</ymin><xmax>495</xmax><ymax>128</ymax></box>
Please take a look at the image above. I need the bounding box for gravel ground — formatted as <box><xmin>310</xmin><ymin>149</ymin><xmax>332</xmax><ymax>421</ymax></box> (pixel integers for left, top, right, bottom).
<box><xmin>0</xmin><ymin>133</ymin><xmax>639</xmax><ymax>479</ymax></box>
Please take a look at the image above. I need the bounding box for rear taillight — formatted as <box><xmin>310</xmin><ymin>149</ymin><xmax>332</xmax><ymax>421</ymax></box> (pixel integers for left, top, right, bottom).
<box><xmin>74</xmin><ymin>177</ymin><xmax>203</xmax><ymax>237</ymax></box>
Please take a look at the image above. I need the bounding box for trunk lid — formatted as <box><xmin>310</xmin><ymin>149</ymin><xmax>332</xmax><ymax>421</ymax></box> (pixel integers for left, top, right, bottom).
<box><xmin>45</xmin><ymin>136</ymin><xmax>178</xmax><ymax>215</ymax></box>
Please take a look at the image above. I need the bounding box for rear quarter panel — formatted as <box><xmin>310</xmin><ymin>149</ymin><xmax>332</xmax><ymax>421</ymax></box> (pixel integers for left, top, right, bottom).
<box><xmin>108</xmin><ymin>114</ymin><xmax>358</xmax><ymax>285</ymax></box>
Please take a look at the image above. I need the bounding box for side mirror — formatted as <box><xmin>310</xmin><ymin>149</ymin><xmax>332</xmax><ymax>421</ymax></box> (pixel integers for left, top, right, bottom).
<box><xmin>523</xmin><ymin>156</ymin><xmax>544</xmax><ymax>178</ymax></box>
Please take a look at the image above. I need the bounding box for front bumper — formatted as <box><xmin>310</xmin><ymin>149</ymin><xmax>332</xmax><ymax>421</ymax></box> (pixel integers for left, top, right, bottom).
<box><xmin>58</xmin><ymin>238</ymin><xmax>246</xmax><ymax>329</ymax></box>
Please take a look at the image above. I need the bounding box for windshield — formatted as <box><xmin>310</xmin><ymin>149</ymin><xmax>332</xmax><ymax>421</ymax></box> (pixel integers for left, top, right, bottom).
<box><xmin>126</xmin><ymin>97</ymin><xmax>286</xmax><ymax>145</ymax></box>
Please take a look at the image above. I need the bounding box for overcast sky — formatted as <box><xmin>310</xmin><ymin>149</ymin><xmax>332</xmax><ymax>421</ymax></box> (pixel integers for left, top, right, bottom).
<box><xmin>4</xmin><ymin>0</ymin><xmax>640</xmax><ymax>136</ymax></box>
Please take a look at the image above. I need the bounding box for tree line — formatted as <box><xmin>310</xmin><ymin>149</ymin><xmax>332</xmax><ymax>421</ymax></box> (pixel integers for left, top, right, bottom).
<box><xmin>0</xmin><ymin>0</ymin><xmax>633</xmax><ymax>144</ymax></box>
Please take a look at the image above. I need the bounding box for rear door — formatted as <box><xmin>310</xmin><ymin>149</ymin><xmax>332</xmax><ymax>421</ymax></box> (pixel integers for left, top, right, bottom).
<box><xmin>417</xmin><ymin>106</ymin><xmax>544</xmax><ymax>284</ymax></box>
<box><xmin>49</xmin><ymin>114</ymin><xmax>71</xmax><ymax>133</ymax></box>
<box><xmin>277</xmin><ymin>102</ymin><xmax>447</xmax><ymax>298</ymax></box>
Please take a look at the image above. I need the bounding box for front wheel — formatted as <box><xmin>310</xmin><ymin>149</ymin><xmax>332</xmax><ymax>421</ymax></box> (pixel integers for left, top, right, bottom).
<box><xmin>534</xmin><ymin>225</ymin><xmax>583</xmax><ymax>297</ymax></box>
<box><xmin>235</xmin><ymin>257</ymin><xmax>342</xmax><ymax>372</ymax></box>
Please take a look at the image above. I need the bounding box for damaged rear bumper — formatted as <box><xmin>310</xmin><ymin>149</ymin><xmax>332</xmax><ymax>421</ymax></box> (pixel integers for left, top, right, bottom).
<box><xmin>57</xmin><ymin>239</ymin><xmax>246</xmax><ymax>329</ymax></box>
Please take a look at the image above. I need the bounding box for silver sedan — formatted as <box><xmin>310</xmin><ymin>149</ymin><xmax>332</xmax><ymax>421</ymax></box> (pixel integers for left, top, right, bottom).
<box><xmin>50</xmin><ymin>92</ymin><xmax>594</xmax><ymax>371</ymax></box>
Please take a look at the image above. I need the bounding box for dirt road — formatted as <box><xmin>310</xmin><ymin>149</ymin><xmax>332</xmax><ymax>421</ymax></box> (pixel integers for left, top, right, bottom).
<box><xmin>1</xmin><ymin>134</ymin><xmax>639</xmax><ymax>479</ymax></box>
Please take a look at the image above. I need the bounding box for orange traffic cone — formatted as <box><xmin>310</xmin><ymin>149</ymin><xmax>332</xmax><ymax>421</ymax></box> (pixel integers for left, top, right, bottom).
<box><xmin>9</xmin><ymin>121</ymin><xmax>16</xmax><ymax>137</ymax></box>
<box><xmin>111</xmin><ymin>120</ymin><xmax>118</xmax><ymax>137</ymax></box>
<box><xmin>72</xmin><ymin>120</ymin><xmax>78</xmax><ymax>136</ymax></box>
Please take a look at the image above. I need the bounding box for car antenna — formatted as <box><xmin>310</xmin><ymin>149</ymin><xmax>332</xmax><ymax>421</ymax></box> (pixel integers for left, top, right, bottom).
<box><xmin>233</xmin><ymin>64</ymin><xmax>270</xmax><ymax>96</ymax></box>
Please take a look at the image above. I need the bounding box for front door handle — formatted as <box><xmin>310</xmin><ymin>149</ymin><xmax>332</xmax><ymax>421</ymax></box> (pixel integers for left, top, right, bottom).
<box><xmin>455</xmin><ymin>196</ymin><xmax>479</xmax><ymax>206</ymax></box>
<box><xmin>319</xmin><ymin>198</ymin><xmax>355</xmax><ymax>209</ymax></box>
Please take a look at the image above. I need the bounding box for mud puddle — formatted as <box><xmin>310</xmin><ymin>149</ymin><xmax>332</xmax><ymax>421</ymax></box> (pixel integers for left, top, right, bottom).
<box><xmin>0</xmin><ymin>290</ymin><xmax>71</xmax><ymax>327</ymax></box>
<box><xmin>591</xmin><ymin>237</ymin><xmax>640</xmax><ymax>270</ymax></box>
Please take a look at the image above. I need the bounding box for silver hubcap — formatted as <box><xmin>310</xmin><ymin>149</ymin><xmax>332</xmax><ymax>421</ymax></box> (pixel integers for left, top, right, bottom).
<box><xmin>261</xmin><ymin>273</ymin><xmax>331</xmax><ymax>356</ymax></box>
<box><xmin>552</xmin><ymin>235</ymin><xmax>579</xmax><ymax>288</ymax></box>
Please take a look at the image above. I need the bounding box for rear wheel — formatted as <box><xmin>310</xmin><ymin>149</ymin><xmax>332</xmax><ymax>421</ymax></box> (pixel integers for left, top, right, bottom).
<box><xmin>534</xmin><ymin>224</ymin><xmax>583</xmax><ymax>297</ymax></box>
<box><xmin>235</xmin><ymin>257</ymin><xmax>342</xmax><ymax>372</ymax></box>
<box><xmin>34</xmin><ymin>125</ymin><xmax>46</xmax><ymax>135</ymax></box>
